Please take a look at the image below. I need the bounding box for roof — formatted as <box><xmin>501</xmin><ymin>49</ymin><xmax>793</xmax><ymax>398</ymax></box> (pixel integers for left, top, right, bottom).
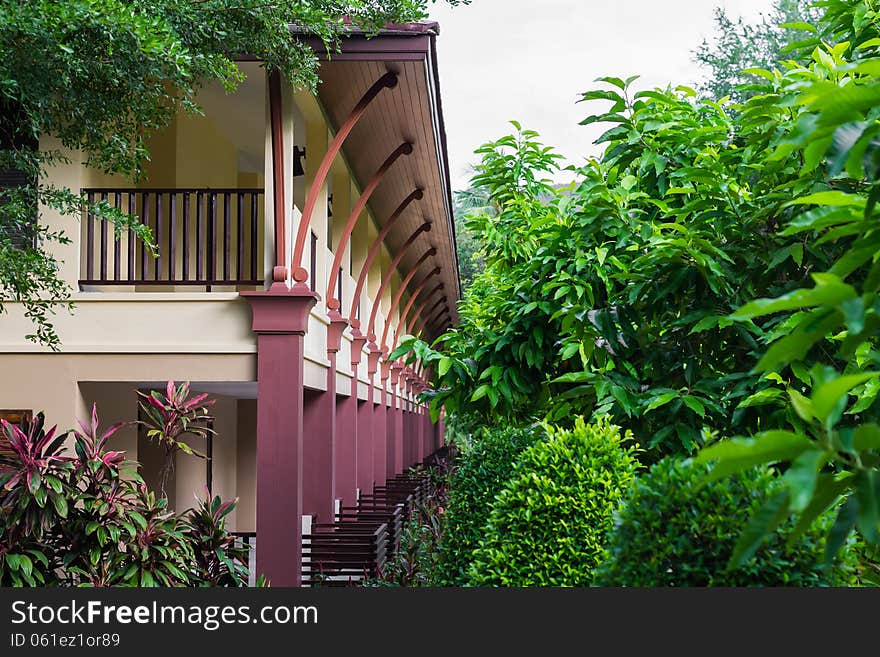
<box><xmin>295</xmin><ymin>23</ymin><xmax>460</xmax><ymax>337</ymax></box>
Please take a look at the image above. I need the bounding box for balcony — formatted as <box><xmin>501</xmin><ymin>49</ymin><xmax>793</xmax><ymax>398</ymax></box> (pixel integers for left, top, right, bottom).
<box><xmin>80</xmin><ymin>188</ymin><xmax>265</xmax><ymax>290</ymax></box>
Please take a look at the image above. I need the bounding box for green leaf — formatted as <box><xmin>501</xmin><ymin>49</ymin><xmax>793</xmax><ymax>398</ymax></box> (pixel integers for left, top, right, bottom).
<box><xmin>729</xmin><ymin>490</ymin><xmax>790</xmax><ymax>569</ymax></box>
<box><xmin>788</xmin><ymin>389</ymin><xmax>814</xmax><ymax>422</ymax></box>
<box><xmin>825</xmin><ymin>496</ymin><xmax>858</xmax><ymax>567</ymax></box>
<box><xmin>52</xmin><ymin>493</ymin><xmax>68</xmax><ymax>518</ymax></box>
<box><xmin>731</xmin><ymin>274</ymin><xmax>856</xmax><ymax>320</ymax></box>
<box><xmin>811</xmin><ymin>373</ymin><xmax>878</xmax><ymax>423</ymax></box>
<box><xmin>853</xmin><ymin>424</ymin><xmax>880</xmax><ymax>451</ymax></box>
<box><xmin>551</xmin><ymin>371</ymin><xmax>595</xmax><ymax>384</ymax></box>
<box><xmin>787</xmin><ymin>474</ymin><xmax>853</xmax><ymax>548</ymax></box>
<box><xmin>644</xmin><ymin>391</ymin><xmax>678</xmax><ymax>412</ymax></box>
<box><xmin>787</xmin><ymin>191</ymin><xmax>865</xmax><ymax>208</ymax></box>
<box><xmin>737</xmin><ymin>388</ymin><xmax>783</xmax><ymax>409</ymax></box>
<box><xmin>129</xmin><ymin>511</ymin><xmax>147</xmax><ymax>531</ymax></box>
<box><xmin>471</xmin><ymin>385</ymin><xmax>490</xmax><ymax>402</ymax></box>
<box><xmin>438</xmin><ymin>357</ymin><xmax>452</xmax><ymax>377</ymax></box>
<box><xmin>784</xmin><ymin>450</ymin><xmax>828</xmax><ymax>512</ymax></box>
<box><xmin>695</xmin><ymin>431</ymin><xmax>813</xmax><ymax>482</ymax></box>
<box><xmin>683</xmin><ymin>396</ymin><xmax>706</xmax><ymax>418</ymax></box>
<box><xmin>855</xmin><ymin>470</ymin><xmax>880</xmax><ymax>543</ymax></box>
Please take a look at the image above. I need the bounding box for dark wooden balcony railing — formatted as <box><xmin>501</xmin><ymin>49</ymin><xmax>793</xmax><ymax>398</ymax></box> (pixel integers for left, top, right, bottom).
<box><xmin>80</xmin><ymin>188</ymin><xmax>265</xmax><ymax>289</ymax></box>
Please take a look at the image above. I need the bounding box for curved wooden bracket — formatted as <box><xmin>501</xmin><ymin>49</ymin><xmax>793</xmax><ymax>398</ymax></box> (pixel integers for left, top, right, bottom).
<box><xmin>365</xmin><ymin>223</ymin><xmax>432</xmax><ymax>343</ymax></box>
<box><xmin>425</xmin><ymin>296</ymin><xmax>446</xmax><ymax>320</ymax></box>
<box><xmin>290</xmin><ymin>71</ymin><xmax>398</xmax><ymax>284</ymax></box>
<box><xmin>394</xmin><ymin>282</ymin><xmax>443</xmax><ymax>350</ymax></box>
<box><xmin>349</xmin><ymin>189</ymin><xmax>422</xmax><ymax>330</ymax></box>
<box><xmin>419</xmin><ymin>304</ymin><xmax>449</xmax><ymax>336</ymax></box>
<box><xmin>379</xmin><ymin>255</ymin><xmax>437</xmax><ymax>351</ymax></box>
<box><xmin>325</xmin><ymin>141</ymin><xmax>413</xmax><ymax>310</ymax></box>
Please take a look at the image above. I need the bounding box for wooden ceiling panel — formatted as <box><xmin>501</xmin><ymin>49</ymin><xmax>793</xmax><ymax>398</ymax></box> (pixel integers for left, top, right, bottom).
<box><xmin>312</xmin><ymin>52</ymin><xmax>459</xmax><ymax>333</ymax></box>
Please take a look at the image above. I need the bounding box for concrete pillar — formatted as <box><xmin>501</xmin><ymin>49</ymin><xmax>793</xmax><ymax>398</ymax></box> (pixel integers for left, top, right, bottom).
<box><xmin>242</xmin><ymin>285</ymin><xmax>316</xmax><ymax>587</ymax></box>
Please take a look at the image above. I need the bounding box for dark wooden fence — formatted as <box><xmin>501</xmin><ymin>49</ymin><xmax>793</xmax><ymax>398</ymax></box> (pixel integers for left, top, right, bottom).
<box><xmin>80</xmin><ymin>188</ymin><xmax>264</xmax><ymax>289</ymax></box>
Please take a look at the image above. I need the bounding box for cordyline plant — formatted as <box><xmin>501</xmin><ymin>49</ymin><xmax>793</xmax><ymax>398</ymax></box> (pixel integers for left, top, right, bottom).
<box><xmin>0</xmin><ymin>401</ymin><xmax>250</xmax><ymax>587</ymax></box>
<box><xmin>185</xmin><ymin>490</ymin><xmax>249</xmax><ymax>587</ymax></box>
<box><xmin>136</xmin><ymin>380</ymin><xmax>215</xmax><ymax>500</ymax></box>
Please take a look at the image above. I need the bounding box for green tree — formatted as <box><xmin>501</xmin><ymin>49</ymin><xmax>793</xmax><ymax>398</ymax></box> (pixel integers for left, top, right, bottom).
<box><xmin>0</xmin><ymin>0</ymin><xmax>463</xmax><ymax>348</ymax></box>
<box><xmin>695</xmin><ymin>1</ymin><xmax>880</xmax><ymax>565</ymax></box>
<box><xmin>694</xmin><ymin>0</ymin><xmax>821</xmax><ymax>102</ymax></box>
<box><xmin>452</xmin><ymin>182</ymin><xmax>490</xmax><ymax>292</ymax></box>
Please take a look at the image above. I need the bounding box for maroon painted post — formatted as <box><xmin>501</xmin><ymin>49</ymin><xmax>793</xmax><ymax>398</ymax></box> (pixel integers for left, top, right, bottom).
<box><xmin>336</xmin><ymin>332</ymin><xmax>364</xmax><ymax>507</ymax></box>
<box><xmin>388</xmin><ymin>362</ymin><xmax>402</xmax><ymax>476</ymax></box>
<box><xmin>390</xmin><ymin>362</ymin><xmax>406</xmax><ymax>474</ymax></box>
<box><xmin>241</xmin><ymin>284</ymin><xmax>317</xmax><ymax>587</ymax></box>
<box><xmin>363</xmin><ymin>346</ymin><xmax>383</xmax><ymax>491</ymax></box>
<box><xmin>302</xmin><ymin>387</ymin><xmax>333</xmax><ymax>522</ymax></box>
<box><xmin>357</xmin><ymin>395</ymin><xmax>373</xmax><ymax>497</ymax></box>
<box><xmin>326</xmin><ymin>313</ymin><xmax>351</xmax><ymax>510</ymax></box>
<box><xmin>302</xmin><ymin>315</ymin><xmax>347</xmax><ymax>523</ymax></box>
<box><xmin>374</xmin><ymin>359</ymin><xmax>391</xmax><ymax>485</ymax></box>
<box><xmin>416</xmin><ymin>388</ymin><xmax>425</xmax><ymax>464</ymax></box>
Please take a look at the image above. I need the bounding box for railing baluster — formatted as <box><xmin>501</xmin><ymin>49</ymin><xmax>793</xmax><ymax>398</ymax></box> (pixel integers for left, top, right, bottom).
<box><xmin>99</xmin><ymin>192</ymin><xmax>107</xmax><ymax>280</ymax></box>
<box><xmin>169</xmin><ymin>192</ymin><xmax>177</xmax><ymax>281</ymax></box>
<box><xmin>196</xmin><ymin>191</ymin><xmax>204</xmax><ymax>282</ymax></box>
<box><xmin>223</xmin><ymin>192</ymin><xmax>230</xmax><ymax>282</ymax></box>
<box><xmin>155</xmin><ymin>192</ymin><xmax>162</xmax><ymax>280</ymax></box>
<box><xmin>113</xmin><ymin>192</ymin><xmax>121</xmax><ymax>281</ymax></box>
<box><xmin>182</xmin><ymin>192</ymin><xmax>190</xmax><ymax>282</ymax></box>
<box><xmin>140</xmin><ymin>192</ymin><xmax>149</xmax><ymax>281</ymax></box>
<box><xmin>127</xmin><ymin>192</ymin><xmax>135</xmax><ymax>283</ymax></box>
<box><xmin>237</xmin><ymin>192</ymin><xmax>244</xmax><ymax>281</ymax></box>
<box><xmin>250</xmin><ymin>192</ymin><xmax>258</xmax><ymax>282</ymax></box>
<box><xmin>79</xmin><ymin>188</ymin><xmax>262</xmax><ymax>287</ymax></box>
<box><xmin>85</xmin><ymin>191</ymin><xmax>94</xmax><ymax>281</ymax></box>
<box><xmin>208</xmin><ymin>192</ymin><xmax>217</xmax><ymax>291</ymax></box>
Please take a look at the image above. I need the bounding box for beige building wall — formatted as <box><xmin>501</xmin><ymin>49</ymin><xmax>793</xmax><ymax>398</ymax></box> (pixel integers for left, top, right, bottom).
<box><xmin>2</xmin><ymin>69</ymin><xmax>424</xmax><ymax>521</ymax></box>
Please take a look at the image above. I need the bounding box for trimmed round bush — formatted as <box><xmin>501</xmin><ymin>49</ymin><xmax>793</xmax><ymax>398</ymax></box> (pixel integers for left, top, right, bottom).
<box><xmin>437</xmin><ymin>423</ymin><xmax>544</xmax><ymax>585</ymax></box>
<box><xmin>467</xmin><ymin>417</ymin><xmax>639</xmax><ymax>587</ymax></box>
<box><xmin>593</xmin><ymin>458</ymin><xmax>858</xmax><ymax>587</ymax></box>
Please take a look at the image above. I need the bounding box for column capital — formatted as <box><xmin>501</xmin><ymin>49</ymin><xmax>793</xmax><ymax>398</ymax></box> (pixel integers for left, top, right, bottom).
<box><xmin>326</xmin><ymin>309</ymin><xmax>350</xmax><ymax>354</ymax></box>
<box><xmin>241</xmin><ymin>284</ymin><xmax>317</xmax><ymax>335</ymax></box>
<box><xmin>350</xmin><ymin>334</ymin><xmax>368</xmax><ymax>367</ymax></box>
<box><xmin>367</xmin><ymin>344</ymin><xmax>382</xmax><ymax>377</ymax></box>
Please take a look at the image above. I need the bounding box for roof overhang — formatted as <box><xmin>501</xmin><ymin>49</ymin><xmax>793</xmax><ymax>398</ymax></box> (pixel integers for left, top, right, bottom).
<box><xmin>296</xmin><ymin>26</ymin><xmax>460</xmax><ymax>336</ymax></box>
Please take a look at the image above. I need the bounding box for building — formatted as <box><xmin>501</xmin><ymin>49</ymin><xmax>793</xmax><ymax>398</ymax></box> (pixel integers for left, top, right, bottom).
<box><xmin>0</xmin><ymin>22</ymin><xmax>459</xmax><ymax>586</ymax></box>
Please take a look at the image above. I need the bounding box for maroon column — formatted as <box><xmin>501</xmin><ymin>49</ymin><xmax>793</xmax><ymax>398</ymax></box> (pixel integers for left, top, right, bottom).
<box><xmin>327</xmin><ymin>314</ymin><xmax>350</xmax><ymax>512</ymax></box>
<box><xmin>393</xmin><ymin>370</ymin><xmax>405</xmax><ymax>473</ymax></box>
<box><xmin>376</xmin><ymin>359</ymin><xmax>391</xmax><ymax>485</ymax></box>
<box><xmin>338</xmin><ymin>332</ymin><xmax>366</xmax><ymax>506</ymax></box>
<box><xmin>363</xmin><ymin>346</ymin><xmax>383</xmax><ymax>491</ymax></box>
<box><xmin>242</xmin><ymin>285</ymin><xmax>316</xmax><ymax>587</ymax></box>
<box><xmin>425</xmin><ymin>405</ymin><xmax>434</xmax><ymax>455</ymax></box>
<box><xmin>356</xmin><ymin>397</ymin><xmax>373</xmax><ymax>496</ymax></box>
<box><xmin>416</xmin><ymin>392</ymin><xmax>425</xmax><ymax>466</ymax></box>
<box><xmin>302</xmin><ymin>388</ymin><xmax>333</xmax><ymax>522</ymax></box>
<box><xmin>388</xmin><ymin>362</ymin><xmax>403</xmax><ymax>476</ymax></box>
<box><xmin>302</xmin><ymin>314</ymin><xmax>347</xmax><ymax>522</ymax></box>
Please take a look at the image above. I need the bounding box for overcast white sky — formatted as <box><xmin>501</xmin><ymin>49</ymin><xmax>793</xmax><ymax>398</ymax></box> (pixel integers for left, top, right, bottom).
<box><xmin>428</xmin><ymin>0</ymin><xmax>778</xmax><ymax>189</ymax></box>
